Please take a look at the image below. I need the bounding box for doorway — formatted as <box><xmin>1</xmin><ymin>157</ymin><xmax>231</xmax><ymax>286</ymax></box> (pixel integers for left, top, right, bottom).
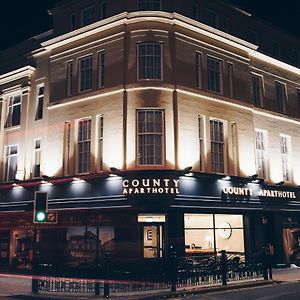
<box><xmin>143</xmin><ymin>225</ymin><xmax>163</xmax><ymax>258</ymax></box>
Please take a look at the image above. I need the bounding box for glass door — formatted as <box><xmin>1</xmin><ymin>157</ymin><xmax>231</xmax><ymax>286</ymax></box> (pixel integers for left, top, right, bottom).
<box><xmin>143</xmin><ymin>225</ymin><xmax>163</xmax><ymax>258</ymax></box>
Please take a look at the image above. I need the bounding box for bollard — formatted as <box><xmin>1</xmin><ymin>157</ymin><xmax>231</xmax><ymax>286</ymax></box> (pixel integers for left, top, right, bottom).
<box><xmin>221</xmin><ymin>250</ymin><xmax>227</xmax><ymax>286</ymax></box>
<box><xmin>103</xmin><ymin>251</ymin><xmax>110</xmax><ymax>298</ymax></box>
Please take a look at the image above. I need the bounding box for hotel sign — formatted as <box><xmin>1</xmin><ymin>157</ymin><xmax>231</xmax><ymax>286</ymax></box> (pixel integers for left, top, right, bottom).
<box><xmin>222</xmin><ymin>187</ymin><xmax>297</xmax><ymax>199</ymax></box>
<box><xmin>122</xmin><ymin>179</ymin><xmax>180</xmax><ymax>195</ymax></box>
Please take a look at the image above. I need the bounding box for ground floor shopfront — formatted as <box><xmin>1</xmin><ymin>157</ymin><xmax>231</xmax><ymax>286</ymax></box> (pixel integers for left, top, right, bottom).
<box><xmin>0</xmin><ymin>170</ymin><xmax>299</xmax><ymax>274</ymax></box>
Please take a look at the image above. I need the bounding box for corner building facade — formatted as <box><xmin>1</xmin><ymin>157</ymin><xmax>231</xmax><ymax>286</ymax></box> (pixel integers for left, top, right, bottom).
<box><xmin>1</xmin><ymin>0</ymin><xmax>300</xmax><ymax>273</ymax></box>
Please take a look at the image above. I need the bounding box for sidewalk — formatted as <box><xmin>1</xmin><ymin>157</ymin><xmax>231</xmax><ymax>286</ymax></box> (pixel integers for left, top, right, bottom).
<box><xmin>1</xmin><ymin>268</ymin><xmax>300</xmax><ymax>299</ymax></box>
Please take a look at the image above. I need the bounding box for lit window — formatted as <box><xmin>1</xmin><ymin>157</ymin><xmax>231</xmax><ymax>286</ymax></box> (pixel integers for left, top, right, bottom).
<box><xmin>33</xmin><ymin>139</ymin><xmax>41</xmax><ymax>178</ymax></box>
<box><xmin>138</xmin><ymin>0</ymin><xmax>161</xmax><ymax>10</ymax></box>
<box><xmin>137</xmin><ymin>42</ymin><xmax>162</xmax><ymax>80</ymax></box>
<box><xmin>210</xmin><ymin>120</ymin><xmax>224</xmax><ymax>173</ymax></box>
<box><xmin>99</xmin><ymin>1</ymin><xmax>107</xmax><ymax>19</ymax></box>
<box><xmin>98</xmin><ymin>115</ymin><xmax>104</xmax><ymax>171</ymax></box>
<box><xmin>35</xmin><ymin>84</ymin><xmax>44</xmax><ymax>120</ymax></box>
<box><xmin>280</xmin><ymin>135</ymin><xmax>291</xmax><ymax>182</ymax></box>
<box><xmin>79</xmin><ymin>56</ymin><xmax>93</xmax><ymax>92</ymax></box>
<box><xmin>275</xmin><ymin>81</ymin><xmax>287</xmax><ymax>114</ymax></box>
<box><xmin>228</xmin><ymin>63</ymin><xmax>234</xmax><ymax>98</ymax></box>
<box><xmin>5</xmin><ymin>94</ymin><xmax>21</xmax><ymax>127</ymax></box>
<box><xmin>203</xmin><ymin>8</ymin><xmax>218</xmax><ymax>28</ymax></box>
<box><xmin>195</xmin><ymin>52</ymin><xmax>202</xmax><ymax>88</ymax></box>
<box><xmin>255</xmin><ymin>130</ymin><xmax>267</xmax><ymax>179</ymax></box>
<box><xmin>251</xmin><ymin>73</ymin><xmax>264</xmax><ymax>107</ymax></box>
<box><xmin>137</xmin><ymin>110</ymin><xmax>164</xmax><ymax>165</ymax></box>
<box><xmin>198</xmin><ymin>115</ymin><xmax>205</xmax><ymax>171</ymax></box>
<box><xmin>78</xmin><ymin>119</ymin><xmax>91</xmax><ymax>174</ymax></box>
<box><xmin>81</xmin><ymin>6</ymin><xmax>95</xmax><ymax>26</ymax></box>
<box><xmin>66</xmin><ymin>61</ymin><xmax>73</xmax><ymax>96</ymax></box>
<box><xmin>207</xmin><ymin>56</ymin><xmax>222</xmax><ymax>93</ymax></box>
<box><xmin>4</xmin><ymin>145</ymin><xmax>18</xmax><ymax>182</ymax></box>
<box><xmin>98</xmin><ymin>51</ymin><xmax>105</xmax><ymax>88</ymax></box>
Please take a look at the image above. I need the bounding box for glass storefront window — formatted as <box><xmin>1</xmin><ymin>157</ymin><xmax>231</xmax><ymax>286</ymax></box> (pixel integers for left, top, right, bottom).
<box><xmin>184</xmin><ymin>214</ymin><xmax>244</xmax><ymax>256</ymax></box>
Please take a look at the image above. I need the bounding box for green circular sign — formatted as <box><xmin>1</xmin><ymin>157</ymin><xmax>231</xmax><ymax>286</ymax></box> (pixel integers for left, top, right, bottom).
<box><xmin>36</xmin><ymin>211</ymin><xmax>46</xmax><ymax>222</ymax></box>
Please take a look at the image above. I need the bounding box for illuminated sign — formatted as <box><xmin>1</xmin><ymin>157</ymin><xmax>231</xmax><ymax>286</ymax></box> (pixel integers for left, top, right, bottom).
<box><xmin>122</xmin><ymin>179</ymin><xmax>180</xmax><ymax>195</ymax></box>
<box><xmin>222</xmin><ymin>187</ymin><xmax>296</xmax><ymax>199</ymax></box>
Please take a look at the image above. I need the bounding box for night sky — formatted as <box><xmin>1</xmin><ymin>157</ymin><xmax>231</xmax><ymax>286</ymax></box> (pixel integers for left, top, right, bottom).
<box><xmin>0</xmin><ymin>0</ymin><xmax>299</xmax><ymax>51</ymax></box>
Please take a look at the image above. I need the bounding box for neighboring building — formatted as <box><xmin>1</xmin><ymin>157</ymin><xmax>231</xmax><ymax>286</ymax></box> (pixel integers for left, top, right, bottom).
<box><xmin>1</xmin><ymin>0</ymin><xmax>300</xmax><ymax>273</ymax></box>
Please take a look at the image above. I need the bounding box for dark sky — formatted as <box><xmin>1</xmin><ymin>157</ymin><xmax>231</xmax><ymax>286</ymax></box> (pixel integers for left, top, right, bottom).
<box><xmin>0</xmin><ymin>0</ymin><xmax>299</xmax><ymax>51</ymax></box>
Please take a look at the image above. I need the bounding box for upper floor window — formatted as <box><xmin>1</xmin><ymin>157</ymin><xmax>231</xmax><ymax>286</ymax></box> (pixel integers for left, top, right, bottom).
<box><xmin>66</xmin><ymin>61</ymin><xmax>74</xmax><ymax>96</ymax></box>
<box><xmin>69</xmin><ymin>13</ymin><xmax>76</xmax><ymax>31</ymax></box>
<box><xmin>193</xmin><ymin>2</ymin><xmax>200</xmax><ymax>20</ymax></box>
<box><xmin>33</xmin><ymin>139</ymin><xmax>41</xmax><ymax>178</ymax></box>
<box><xmin>198</xmin><ymin>115</ymin><xmax>205</xmax><ymax>172</ymax></box>
<box><xmin>248</xmin><ymin>30</ymin><xmax>258</xmax><ymax>45</ymax></box>
<box><xmin>210</xmin><ymin>120</ymin><xmax>224</xmax><ymax>173</ymax></box>
<box><xmin>275</xmin><ymin>81</ymin><xmax>287</xmax><ymax>114</ymax></box>
<box><xmin>251</xmin><ymin>73</ymin><xmax>264</xmax><ymax>107</ymax></box>
<box><xmin>81</xmin><ymin>6</ymin><xmax>95</xmax><ymax>26</ymax></box>
<box><xmin>195</xmin><ymin>52</ymin><xmax>202</xmax><ymax>88</ymax></box>
<box><xmin>227</xmin><ymin>63</ymin><xmax>234</xmax><ymax>98</ymax></box>
<box><xmin>138</xmin><ymin>0</ymin><xmax>161</xmax><ymax>11</ymax></box>
<box><xmin>98</xmin><ymin>115</ymin><xmax>104</xmax><ymax>171</ymax></box>
<box><xmin>35</xmin><ymin>84</ymin><xmax>44</xmax><ymax>121</ymax></box>
<box><xmin>77</xmin><ymin>119</ymin><xmax>91</xmax><ymax>174</ymax></box>
<box><xmin>137</xmin><ymin>42</ymin><xmax>162</xmax><ymax>80</ymax></box>
<box><xmin>99</xmin><ymin>1</ymin><xmax>107</xmax><ymax>19</ymax></box>
<box><xmin>98</xmin><ymin>51</ymin><xmax>105</xmax><ymax>88</ymax></box>
<box><xmin>4</xmin><ymin>145</ymin><xmax>18</xmax><ymax>182</ymax></box>
<box><xmin>207</xmin><ymin>56</ymin><xmax>222</xmax><ymax>93</ymax></box>
<box><xmin>280</xmin><ymin>135</ymin><xmax>291</xmax><ymax>182</ymax></box>
<box><xmin>271</xmin><ymin>40</ymin><xmax>280</xmax><ymax>59</ymax></box>
<box><xmin>203</xmin><ymin>8</ymin><xmax>218</xmax><ymax>28</ymax></box>
<box><xmin>137</xmin><ymin>109</ymin><xmax>164</xmax><ymax>165</ymax></box>
<box><xmin>255</xmin><ymin>130</ymin><xmax>267</xmax><ymax>179</ymax></box>
<box><xmin>63</xmin><ymin>121</ymin><xmax>71</xmax><ymax>176</ymax></box>
<box><xmin>79</xmin><ymin>56</ymin><xmax>93</xmax><ymax>92</ymax></box>
<box><xmin>5</xmin><ymin>94</ymin><xmax>21</xmax><ymax>128</ymax></box>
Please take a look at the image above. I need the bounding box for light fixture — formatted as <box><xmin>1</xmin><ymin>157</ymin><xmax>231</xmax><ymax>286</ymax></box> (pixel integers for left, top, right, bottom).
<box><xmin>109</xmin><ymin>167</ymin><xmax>121</xmax><ymax>176</ymax></box>
<box><xmin>180</xmin><ymin>166</ymin><xmax>193</xmax><ymax>175</ymax></box>
<box><xmin>72</xmin><ymin>177</ymin><xmax>80</xmax><ymax>181</ymax></box>
<box><xmin>276</xmin><ymin>181</ymin><xmax>285</xmax><ymax>186</ymax></box>
<box><xmin>222</xmin><ymin>176</ymin><xmax>231</xmax><ymax>180</ymax></box>
<box><xmin>42</xmin><ymin>175</ymin><xmax>51</xmax><ymax>180</ymax></box>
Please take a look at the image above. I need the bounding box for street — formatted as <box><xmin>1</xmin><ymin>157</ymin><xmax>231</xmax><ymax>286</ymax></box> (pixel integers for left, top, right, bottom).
<box><xmin>167</xmin><ymin>282</ymin><xmax>300</xmax><ymax>300</ymax></box>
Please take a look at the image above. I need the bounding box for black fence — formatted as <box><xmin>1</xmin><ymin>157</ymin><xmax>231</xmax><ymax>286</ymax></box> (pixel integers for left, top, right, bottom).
<box><xmin>35</xmin><ymin>250</ymin><xmax>270</xmax><ymax>297</ymax></box>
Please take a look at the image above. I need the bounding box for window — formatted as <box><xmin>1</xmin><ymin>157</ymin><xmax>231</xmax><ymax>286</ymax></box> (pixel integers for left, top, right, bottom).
<box><xmin>35</xmin><ymin>84</ymin><xmax>44</xmax><ymax>120</ymax></box>
<box><xmin>198</xmin><ymin>115</ymin><xmax>205</xmax><ymax>171</ymax></box>
<box><xmin>77</xmin><ymin>119</ymin><xmax>91</xmax><ymax>174</ymax></box>
<box><xmin>275</xmin><ymin>81</ymin><xmax>287</xmax><ymax>114</ymax></box>
<box><xmin>97</xmin><ymin>51</ymin><xmax>105</xmax><ymax>88</ymax></box>
<box><xmin>69</xmin><ymin>13</ymin><xmax>76</xmax><ymax>31</ymax></box>
<box><xmin>195</xmin><ymin>52</ymin><xmax>202</xmax><ymax>88</ymax></box>
<box><xmin>99</xmin><ymin>1</ymin><xmax>107</xmax><ymax>19</ymax></box>
<box><xmin>231</xmin><ymin>122</ymin><xmax>238</xmax><ymax>175</ymax></box>
<box><xmin>137</xmin><ymin>110</ymin><xmax>164</xmax><ymax>165</ymax></box>
<box><xmin>248</xmin><ymin>30</ymin><xmax>258</xmax><ymax>45</ymax></box>
<box><xmin>203</xmin><ymin>8</ymin><xmax>218</xmax><ymax>28</ymax></box>
<box><xmin>220</xmin><ymin>16</ymin><xmax>229</xmax><ymax>33</ymax></box>
<box><xmin>207</xmin><ymin>56</ymin><xmax>222</xmax><ymax>93</ymax></box>
<box><xmin>64</xmin><ymin>122</ymin><xmax>71</xmax><ymax>176</ymax></box>
<box><xmin>79</xmin><ymin>56</ymin><xmax>93</xmax><ymax>92</ymax></box>
<box><xmin>5</xmin><ymin>94</ymin><xmax>21</xmax><ymax>127</ymax></box>
<box><xmin>4</xmin><ymin>145</ymin><xmax>18</xmax><ymax>182</ymax></box>
<box><xmin>193</xmin><ymin>2</ymin><xmax>199</xmax><ymax>20</ymax></box>
<box><xmin>98</xmin><ymin>115</ymin><xmax>104</xmax><ymax>171</ymax></box>
<box><xmin>184</xmin><ymin>214</ymin><xmax>244</xmax><ymax>256</ymax></box>
<box><xmin>228</xmin><ymin>63</ymin><xmax>234</xmax><ymax>98</ymax></box>
<box><xmin>251</xmin><ymin>74</ymin><xmax>264</xmax><ymax>107</ymax></box>
<box><xmin>138</xmin><ymin>0</ymin><xmax>161</xmax><ymax>11</ymax></box>
<box><xmin>271</xmin><ymin>40</ymin><xmax>280</xmax><ymax>58</ymax></box>
<box><xmin>81</xmin><ymin>6</ymin><xmax>95</xmax><ymax>26</ymax></box>
<box><xmin>33</xmin><ymin>139</ymin><xmax>41</xmax><ymax>178</ymax></box>
<box><xmin>138</xmin><ymin>42</ymin><xmax>162</xmax><ymax>80</ymax></box>
<box><xmin>210</xmin><ymin>120</ymin><xmax>225</xmax><ymax>173</ymax></box>
<box><xmin>255</xmin><ymin>130</ymin><xmax>266</xmax><ymax>179</ymax></box>
<box><xmin>280</xmin><ymin>135</ymin><xmax>291</xmax><ymax>181</ymax></box>
<box><xmin>66</xmin><ymin>61</ymin><xmax>73</xmax><ymax>97</ymax></box>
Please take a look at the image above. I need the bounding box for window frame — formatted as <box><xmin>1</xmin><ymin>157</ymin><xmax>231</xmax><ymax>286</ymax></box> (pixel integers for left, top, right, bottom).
<box><xmin>195</xmin><ymin>51</ymin><xmax>202</xmax><ymax>89</ymax></box>
<box><xmin>78</xmin><ymin>55</ymin><xmax>93</xmax><ymax>93</ymax></box>
<box><xmin>80</xmin><ymin>5</ymin><xmax>96</xmax><ymax>27</ymax></box>
<box><xmin>198</xmin><ymin>115</ymin><xmax>205</xmax><ymax>172</ymax></box>
<box><xmin>275</xmin><ymin>81</ymin><xmax>287</xmax><ymax>114</ymax></box>
<box><xmin>137</xmin><ymin>0</ymin><xmax>161</xmax><ymax>11</ymax></box>
<box><xmin>280</xmin><ymin>134</ymin><xmax>292</xmax><ymax>182</ymax></box>
<box><xmin>66</xmin><ymin>60</ymin><xmax>74</xmax><ymax>97</ymax></box>
<box><xmin>35</xmin><ymin>84</ymin><xmax>44</xmax><ymax>121</ymax></box>
<box><xmin>32</xmin><ymin>139</ymin><xmax>41</xmax><ymax>178</ymax></box>
<box><xmin>4</xmin><ymin>144</ymin><xmax>18</xmax><ymax>182</ymax></box>
<box><xmin>97</xmin><ymin>50</ymin><xmax>105</xmax><ymax>88</ymax></box>
<box><xmin>136</xmin><ymin>109</ymin><xmax>165</xmax><ymax>166</ymax></box>
<box><xmin>255</xmin><ymin>129</ymin><xmax>267</xmax><ymax>179</ymax></box>
<box><xmin>97</xmin><ymin>114</ymin><xmax>104</xmax><ymax>171</ymax></box>
<box><xmin>210</xmin><ymin>119</ymin><xmax>225</xmax><ymax>174</ymax></box>
<box><xmin>99</xmin><ymin>0</ymin><xmax>107</xmax><ymax>19</ymax></box>
<box><xmin>251</xmin><ymin>73</ymin><xmax>264</xmax><ymax>107</ymax></box>
<box><xmin>137</xmin><ymin>42</ymin><xmax>163</xmax><ymax>81</ymax></box>
<box><xmin>5</xmin><ymin>93</ymin><xmax>22</xmax><ymax>128</ymax></box>
<box><xmin>207</xmin><ymin>56</ymin><xmax>223</xmax><ymax>94</ymax></box>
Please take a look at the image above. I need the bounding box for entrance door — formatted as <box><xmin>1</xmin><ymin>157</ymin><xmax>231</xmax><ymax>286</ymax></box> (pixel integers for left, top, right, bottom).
<box><xmin>143</xmin><ymin>225</ymin><xmax>163</xmax><ymax>258</ymax></box>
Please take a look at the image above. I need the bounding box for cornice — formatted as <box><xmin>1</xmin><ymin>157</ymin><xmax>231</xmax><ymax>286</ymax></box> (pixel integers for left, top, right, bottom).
<box><xmin>0</xmin><ymin>66</ymin><xmax>36</xmax><ymax>86</ymax></box>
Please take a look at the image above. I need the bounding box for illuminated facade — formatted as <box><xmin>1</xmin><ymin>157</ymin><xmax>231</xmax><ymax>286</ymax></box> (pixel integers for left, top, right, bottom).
<box><xmin>0</xmin><ymin>0</ymin><xmax>300</xmax><ymax>272</ymax></box>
